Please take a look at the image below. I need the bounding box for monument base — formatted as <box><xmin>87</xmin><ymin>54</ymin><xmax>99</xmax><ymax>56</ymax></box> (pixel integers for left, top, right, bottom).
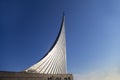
<box><xmin>0</xmin><ymin>71</ymin><xmax>73</xmax><ymax>80</ymax></box>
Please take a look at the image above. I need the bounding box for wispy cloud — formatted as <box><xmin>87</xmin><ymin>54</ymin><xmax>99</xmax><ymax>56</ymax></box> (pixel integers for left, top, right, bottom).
<box><xmin>74</xmin><ymin>67</ymin><xmax>120</xmax><ymax>80</ymax></box>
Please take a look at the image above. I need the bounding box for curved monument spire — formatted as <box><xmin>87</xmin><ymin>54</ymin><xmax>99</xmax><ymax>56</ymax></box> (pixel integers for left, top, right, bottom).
<box><xmin>25</xmin><ymin>14</ymin><xmax>67</xmax><ymax>74</ymax></box>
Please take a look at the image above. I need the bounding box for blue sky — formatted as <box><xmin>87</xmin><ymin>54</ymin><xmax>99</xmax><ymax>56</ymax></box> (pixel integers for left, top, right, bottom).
<box><xmin>0</xmin><ymin>0</ymin><xmax>120</xmax><ymax>75</ymax></box>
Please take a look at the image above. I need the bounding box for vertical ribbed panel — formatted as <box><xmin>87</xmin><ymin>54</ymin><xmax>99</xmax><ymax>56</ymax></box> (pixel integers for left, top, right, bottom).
<box><xmin>25</xmin><ymin>15</ymin><xmax>67</xmax><ymax>74</ymax></box>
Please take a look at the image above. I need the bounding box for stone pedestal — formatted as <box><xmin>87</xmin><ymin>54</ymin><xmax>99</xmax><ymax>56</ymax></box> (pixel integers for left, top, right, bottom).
<box><xmin>0</xmin><ymin>71</ymin><xmax>73</xmax><ymax>80</ymax></box>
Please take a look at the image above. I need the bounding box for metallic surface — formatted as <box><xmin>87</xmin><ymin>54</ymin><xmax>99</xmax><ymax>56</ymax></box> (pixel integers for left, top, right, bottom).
<box><xmin>25</xmin><ymin>15</ymin><xmax>67</xmax><ymax>74</ymax></box>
